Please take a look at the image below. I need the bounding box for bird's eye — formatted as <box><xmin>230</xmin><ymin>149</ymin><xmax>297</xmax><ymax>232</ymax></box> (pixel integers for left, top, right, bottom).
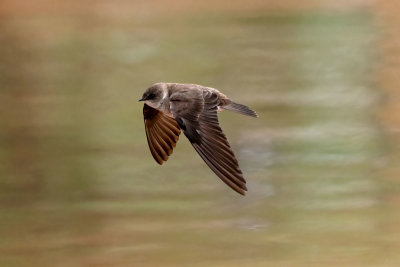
<box><xmin>148</xmin><ymin>93</ymin><xmax>156</xmax><ymax>100</ymax></box>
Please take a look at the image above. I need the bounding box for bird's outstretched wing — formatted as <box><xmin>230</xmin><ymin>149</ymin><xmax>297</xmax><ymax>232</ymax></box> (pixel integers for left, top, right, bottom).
<box><xmin>143</xmin><ymin>104</ymin><xmax>181</xmax><ymax>164</ymax></box>
<box><xmin>170</xmin><ymin>90</ymin><xmax>247</xmax><ymax>195</ymax></box>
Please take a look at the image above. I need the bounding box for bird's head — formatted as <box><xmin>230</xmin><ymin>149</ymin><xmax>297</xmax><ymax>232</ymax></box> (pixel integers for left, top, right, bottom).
<box><xmin>139</xmin><ymin>84</ymin><xmax>165</xmax><ymax>108</ymax></box>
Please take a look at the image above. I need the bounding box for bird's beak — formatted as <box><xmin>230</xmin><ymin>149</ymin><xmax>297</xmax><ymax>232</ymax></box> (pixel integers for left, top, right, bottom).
<box><xmin>138</xmin><ymin>97</ymin><xmax>145</xmax><ymax>102</ymax></box>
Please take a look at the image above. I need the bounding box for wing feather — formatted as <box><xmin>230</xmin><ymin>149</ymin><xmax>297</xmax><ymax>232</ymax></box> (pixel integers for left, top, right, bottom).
<box><xmin>143</xmin><ymin>104</ymin><xmax>181</xmax><ymax>164</ymax></box>
<box><xmin>171</xmin><ymin>90</ymin><xmax>247</xmax><ymax>195</ymax></box>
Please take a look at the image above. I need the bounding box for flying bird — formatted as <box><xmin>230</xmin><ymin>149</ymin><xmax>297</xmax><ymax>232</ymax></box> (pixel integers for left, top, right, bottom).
<box><xmin>139</xmin><ymin>83</ymin><xmax>258</xmax><ymax>195</ymax></box>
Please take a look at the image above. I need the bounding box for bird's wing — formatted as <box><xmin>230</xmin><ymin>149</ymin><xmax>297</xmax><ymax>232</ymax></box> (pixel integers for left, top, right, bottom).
<box><xmin>170</xmin><ymin>90</ymin><xmax>247</xmax><ymax>195</ymax></box>
<box><xmin>143</xmin><ymin>104</ymin><xmax>181</xmax><ymax>164</ymax></box>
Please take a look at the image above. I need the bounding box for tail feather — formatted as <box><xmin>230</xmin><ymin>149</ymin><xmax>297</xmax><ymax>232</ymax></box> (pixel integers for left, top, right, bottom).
<box><xmin>223</xmin><ymin>102</ymin><xmax>258</xmax><ymax>118</ymax></box>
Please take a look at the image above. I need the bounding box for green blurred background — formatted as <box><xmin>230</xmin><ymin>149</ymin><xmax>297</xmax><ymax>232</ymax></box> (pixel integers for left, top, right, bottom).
<box><xmin>1</xmin><ymin>0</ymin><xmax>400</xmax><ymax>266</ymax></box>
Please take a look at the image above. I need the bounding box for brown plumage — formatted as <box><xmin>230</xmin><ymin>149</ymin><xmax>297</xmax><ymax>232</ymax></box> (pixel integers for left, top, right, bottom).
<box><xmin>143</xmin><ymin>105</ymin><xmax>181</xmax><ymax>164</ymax></box>
<box><xmin>140</xmin><ymin>82</ymin><xmax>258</xmax><ymax>195</ymax></box>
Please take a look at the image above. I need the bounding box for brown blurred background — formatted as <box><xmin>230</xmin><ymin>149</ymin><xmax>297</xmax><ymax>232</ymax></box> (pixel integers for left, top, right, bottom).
<box><xmin>0</xmin><ymin>0</ymin><xmax>399</xmax><ymax>266</ymax></box>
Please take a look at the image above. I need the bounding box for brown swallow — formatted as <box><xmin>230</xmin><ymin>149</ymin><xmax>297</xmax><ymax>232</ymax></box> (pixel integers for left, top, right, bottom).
<box><xmin>139</xmin><ymin>82</ymin><xmax>258</xmax><ymax>195</ymax></box>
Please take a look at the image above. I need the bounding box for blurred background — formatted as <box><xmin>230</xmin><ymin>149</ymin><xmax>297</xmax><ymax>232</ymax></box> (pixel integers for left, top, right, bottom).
<box><xmin>1</xmin><ymin>0</ymin><xmax>400</xmax><ymax>266</ymax></box>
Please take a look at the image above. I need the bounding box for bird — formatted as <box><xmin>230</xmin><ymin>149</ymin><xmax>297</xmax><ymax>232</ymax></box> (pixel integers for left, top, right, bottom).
<box><xmin>139</xmin><ymin>82</ymin><xmax>258</xmax><ymax>195</ymax></box>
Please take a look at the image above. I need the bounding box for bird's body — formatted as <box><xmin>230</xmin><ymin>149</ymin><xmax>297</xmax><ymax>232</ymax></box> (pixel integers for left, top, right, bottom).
<box><xmin>143</xmin><ymin>83</ymin><xmax>225</xmax><ymax>116</ymax></box>
<box><xmin>139</xmin><ymin>82</ymin><xmax>258</xmax><ymax>195</ymax></box>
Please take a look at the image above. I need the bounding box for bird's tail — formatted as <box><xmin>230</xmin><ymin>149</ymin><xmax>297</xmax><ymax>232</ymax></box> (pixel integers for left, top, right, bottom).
<box><xmin>223</xmin><ymin>102</ymin><xmax>258</xmax><ymax>118</ymax></box>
